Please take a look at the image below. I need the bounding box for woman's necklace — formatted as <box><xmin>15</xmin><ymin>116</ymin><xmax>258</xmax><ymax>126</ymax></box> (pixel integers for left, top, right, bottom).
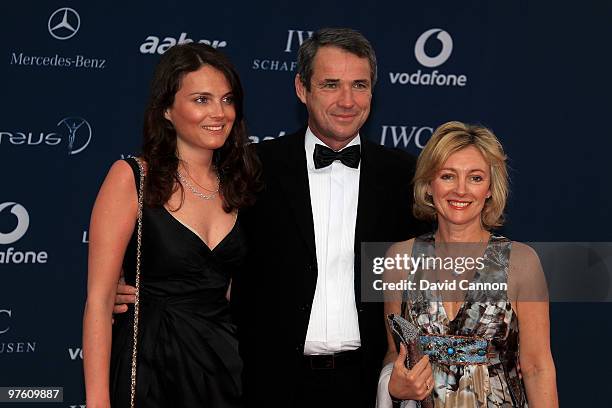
<box><xmin>177</xmin><ymin>171</ymin><xmax>219</xmax><ymax>201</ymax></box>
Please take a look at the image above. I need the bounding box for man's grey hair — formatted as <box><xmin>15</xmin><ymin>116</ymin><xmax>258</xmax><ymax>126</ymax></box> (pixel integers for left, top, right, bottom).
<box><xmin>296</xmin><ymin>27</ymin><xmax>378</xmax><ymax>91</ymax></box>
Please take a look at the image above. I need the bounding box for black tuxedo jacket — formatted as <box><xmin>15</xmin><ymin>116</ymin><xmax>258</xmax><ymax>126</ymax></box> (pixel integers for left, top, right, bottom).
<box><xmin>233</xmin><ymin>130</ymin><xmax>426</xmax><ymax>407</ymax></box>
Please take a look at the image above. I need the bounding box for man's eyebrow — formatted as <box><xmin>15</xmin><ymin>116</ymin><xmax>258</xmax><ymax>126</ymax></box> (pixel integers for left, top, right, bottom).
<box><xmin>353</xmin><ymin>79</ymin><xmax>370</xmax><ymax>86</ymax></box>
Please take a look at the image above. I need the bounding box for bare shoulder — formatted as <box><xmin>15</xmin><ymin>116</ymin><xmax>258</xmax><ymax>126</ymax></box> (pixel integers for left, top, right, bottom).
<box><xmin>510</xmin><ymin>241</ymin><xmax>541</xmax><ymax>266</ymax></box>
<box><xmin>508</xmin><ymin>240</ymin><xmax>548</xmax><ymax>302</ymax></box>
<box><xmin>511</xmin><ymin>240</ymin><xmax>536</xmax><ymax>253</ymax></box>
<box><xmin>387</xmin><ymin>238</ymin><xmax>415</xmax><ymax>258</ymax></box>
<box><xmin>93</xmin><ymin>160</ymin><xmax>141</xmax><ymax>210</ymax></box>
<box><xmin>105</xmin><ymin>159</ymin><xmax>137</xmax><ymax>190</ymax></box>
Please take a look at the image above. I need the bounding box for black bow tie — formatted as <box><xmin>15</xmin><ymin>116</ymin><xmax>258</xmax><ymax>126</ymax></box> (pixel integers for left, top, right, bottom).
<box><xmin>313</xmin><ymin>144</ymin><xmax>361</xmax><ymax>169</ymax></box>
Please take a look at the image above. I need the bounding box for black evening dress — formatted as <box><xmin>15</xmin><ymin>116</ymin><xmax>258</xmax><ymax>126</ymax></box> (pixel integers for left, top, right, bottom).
<box><xmin>110</xmin><ymin>157</ymin><xmax>244</xmax><ymax>407</ymax></box>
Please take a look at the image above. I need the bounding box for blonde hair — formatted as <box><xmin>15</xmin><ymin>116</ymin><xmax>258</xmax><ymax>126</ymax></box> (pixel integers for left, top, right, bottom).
<box><xmin>413</xmin><ymin>121</ymin><xmax>508</xmax><ymax>229</ymax></box>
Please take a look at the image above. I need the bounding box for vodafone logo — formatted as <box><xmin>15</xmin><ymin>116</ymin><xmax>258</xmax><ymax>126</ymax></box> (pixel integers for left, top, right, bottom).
<box><xmin>0</xmin><ymin>203</ymin><xmax>29</xmax><ymax>245</ymax></box>
<box><xmin>414</xmin><ymin>28</ymin><xmax>453</xmax><ymax>68</ymax></box>
<box><xmin>389</xmin><ymin>28</ymin><xmax>467</xmax><ymax>87</ymax></box>
<box><xmin>0</xmin><ymin>203</ymin><xmax>48</xmax><ymax>264</ymax></box>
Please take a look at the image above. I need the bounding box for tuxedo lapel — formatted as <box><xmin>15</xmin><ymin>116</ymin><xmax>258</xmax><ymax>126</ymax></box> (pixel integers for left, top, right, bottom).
<box><xmin>275</xmin><ymin>131</ymin><xmax>317</xmax><ymax>259</ymax></box>
<box><xmin>354</xmin><ymin>141</ymin><xmax>385</xmax><ymax>250</ymax></box>
<box><xmin>354</xmin><ymin>140</ymin><xmax>387</xmax><ymax>301</ymax></box>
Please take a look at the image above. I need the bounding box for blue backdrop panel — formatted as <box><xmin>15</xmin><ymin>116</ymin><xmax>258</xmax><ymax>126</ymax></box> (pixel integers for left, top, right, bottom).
<box><xmin>1</xmin><ymin>1</ymin><xmax>610</xmax><ymax>406</ymax></box>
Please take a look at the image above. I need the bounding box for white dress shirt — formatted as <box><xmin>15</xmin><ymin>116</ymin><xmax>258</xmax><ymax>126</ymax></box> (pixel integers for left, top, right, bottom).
<box><xmin>303</xmin><ymin>127</ymin><xmax>361</xmax><ymax>355</ymax></box>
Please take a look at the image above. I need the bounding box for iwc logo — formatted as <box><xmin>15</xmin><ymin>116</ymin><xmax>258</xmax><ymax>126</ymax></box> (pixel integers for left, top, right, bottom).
<box><xmin>379</xmin><ymin>125</ymin><xmax>433</xmax><ymax>150</ymax></box>
<box><xmin>0</xmin><ymin>310</ymin><xmax>11</xmax><ymax>335</ymax></box>
<box><xmin>48</xmin><ymin>7</ymin><xmax>80</xmax><ymax>40</ymax></box>
<box><xmin>0</xmin><ymin>309</ymin><xmax>37</xmax><ymax>354</ymax></box>
<box><xmin>251</xmin><ymin>29</ymin><xmax>313</xmax><ymax>72</ymax></box>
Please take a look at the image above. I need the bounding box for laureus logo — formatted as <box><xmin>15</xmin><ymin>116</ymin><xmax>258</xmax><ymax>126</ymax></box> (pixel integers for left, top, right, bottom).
<box><xmin>57</xmin><ymin>117</ymin><xmax>92</xmax><ymax>155</ymax></box>
<box><xmin>414</xmin><ymin>28</ymin><xmax>453</xmax><ymax>68</ymax></box>
<box><xmin>48</xmin><ymin>7</ymin><xmax>80</xmax><ymax>40</ymax></box>
<box><xmin>0</xmin><ymin>203</ymin><xmax>29</xmax><ymax>245</ymax></box>
<box><xmin>0</xmin><ymin>116</ymin><xmax>93</xmax><ymax>155</ymax></box>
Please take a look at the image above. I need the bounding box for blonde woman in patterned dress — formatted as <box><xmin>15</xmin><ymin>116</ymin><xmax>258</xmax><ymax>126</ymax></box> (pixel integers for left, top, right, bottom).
<box><xmin>380</xmin><ymin>122</ymin><xmax>558</xmax><ymax>407</ymax></box>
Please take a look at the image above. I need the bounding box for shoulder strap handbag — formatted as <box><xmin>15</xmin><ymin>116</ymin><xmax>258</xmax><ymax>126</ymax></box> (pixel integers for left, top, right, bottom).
<box><xmin>130</xmin><ymin>157</ymin><xmax>145</xmax><ymax>408</ymax></box>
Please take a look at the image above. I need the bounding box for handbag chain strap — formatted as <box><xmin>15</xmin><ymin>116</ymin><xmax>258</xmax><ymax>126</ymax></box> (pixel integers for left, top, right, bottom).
<box><xmin>130</xmin><ymin>157</ymin><xmax>145</xmax><ymax>408</ymax></box>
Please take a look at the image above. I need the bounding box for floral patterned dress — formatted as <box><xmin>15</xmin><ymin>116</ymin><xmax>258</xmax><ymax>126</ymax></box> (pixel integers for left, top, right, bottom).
<box><xmin>401</xmin><ymin>233</ymin><xmax>527</xmax><ymax>407</ymax></box>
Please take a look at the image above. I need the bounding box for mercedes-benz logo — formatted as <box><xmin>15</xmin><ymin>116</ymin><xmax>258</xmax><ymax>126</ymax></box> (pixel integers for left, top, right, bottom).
<box><xmin>48</xmin><ymin>7</ymin><xmax>80</xmax><ymax>40</ymax></box>
<box><xmin>57</xmin><ymin>117</ymin><xmax>92</xmax><ymax>155</ymax></box>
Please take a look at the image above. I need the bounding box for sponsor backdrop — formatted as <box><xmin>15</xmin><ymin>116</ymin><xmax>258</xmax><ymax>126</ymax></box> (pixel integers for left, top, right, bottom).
<box><xmin>1</xmin><ymin>1</ymin><xmax>610</xmax><ymax>406</ymax></box>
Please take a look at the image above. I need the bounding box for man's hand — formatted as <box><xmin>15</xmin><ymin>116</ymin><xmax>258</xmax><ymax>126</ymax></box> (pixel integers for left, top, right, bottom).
<box><xmin>113</xmin><ymin>277</ymin><xmax>136</xmax><ymax>314</ymax></box>
<box><xmin>388</xmin><ymin>343</ymin><xmax>434</xmax><ymax>401</ymax></box>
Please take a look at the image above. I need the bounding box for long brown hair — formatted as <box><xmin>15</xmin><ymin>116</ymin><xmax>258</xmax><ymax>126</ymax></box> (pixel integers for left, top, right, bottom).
<box><xmin>142</xmin><ymin>43</ymin><xmax>260</xmax><ymax>211</ymax></box>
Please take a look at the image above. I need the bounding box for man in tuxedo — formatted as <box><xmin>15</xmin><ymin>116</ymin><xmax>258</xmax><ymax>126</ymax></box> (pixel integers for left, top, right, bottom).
<box><xmin>114</xmin><ymin>28</ymin><xmax>425</xmax><ymax>407</ymax></box>
<box><xmin>233</xmin><ymin>28</ymin><xmax>425</xmax><ymax>407</ymax></box>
